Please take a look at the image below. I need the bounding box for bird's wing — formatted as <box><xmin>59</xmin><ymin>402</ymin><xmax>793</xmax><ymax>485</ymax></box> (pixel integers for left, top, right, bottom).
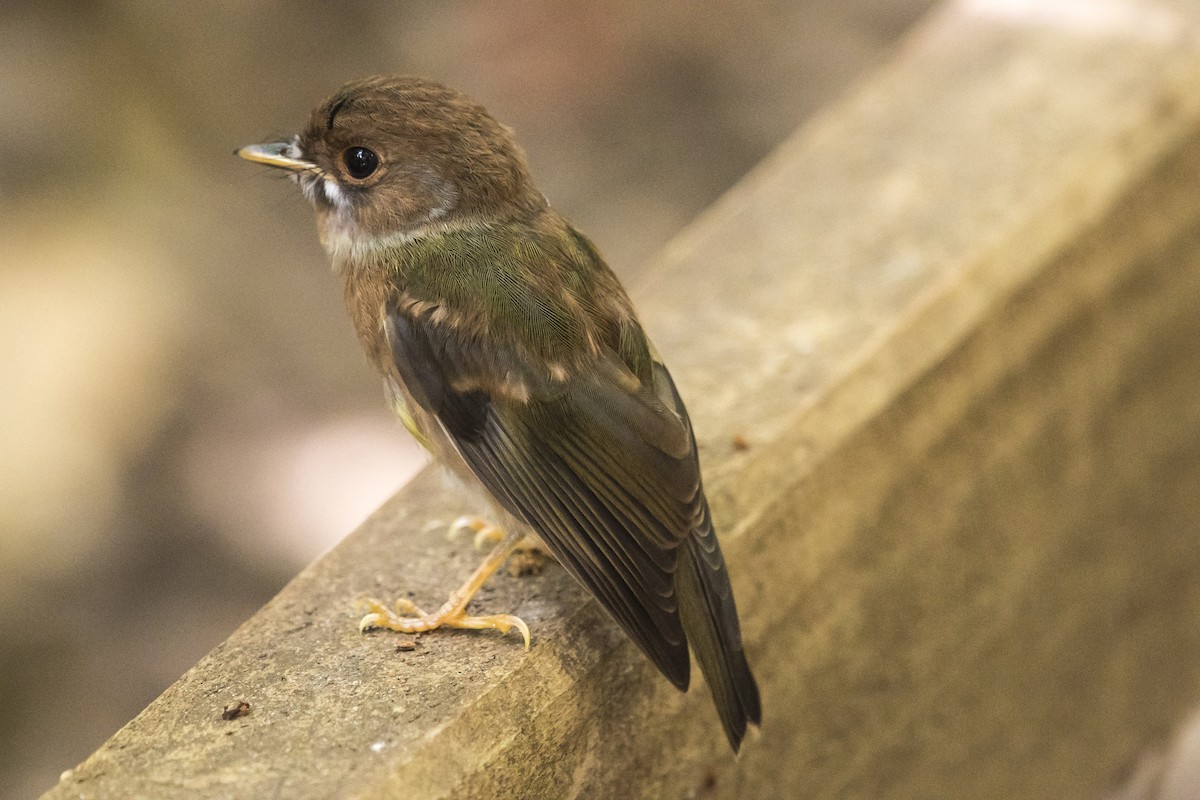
<box><xmin>385</xmin><ymin>307</ymin><xmax>702</xmax><ymax>688</ymax></box>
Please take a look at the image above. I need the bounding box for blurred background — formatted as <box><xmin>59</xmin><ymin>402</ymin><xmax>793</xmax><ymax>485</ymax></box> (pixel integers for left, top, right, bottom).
<box><xmin>0</xmin><ymin>1</ymin><xmax>935</xmax><ymax>795</ymax></box>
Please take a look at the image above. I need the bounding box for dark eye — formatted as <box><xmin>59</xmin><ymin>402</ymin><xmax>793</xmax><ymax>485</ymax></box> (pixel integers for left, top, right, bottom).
<box><xmin>343</xmin><ymin>146</ymin><xmax>379</xmax><ymax>179</ymax></box>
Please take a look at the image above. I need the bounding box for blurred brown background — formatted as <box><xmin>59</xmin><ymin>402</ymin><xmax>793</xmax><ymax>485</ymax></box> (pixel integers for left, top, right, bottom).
<box><xmin>0</xmin><ymin>1</ymin><xmax>935</xmax><ymax>796</ymax></box>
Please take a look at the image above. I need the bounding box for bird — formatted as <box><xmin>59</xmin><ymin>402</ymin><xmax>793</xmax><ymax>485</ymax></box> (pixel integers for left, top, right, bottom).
<box><xmin>237</xmin><ymin>75</ymin><xmax>761</xmax><ymax>750</ymax></box>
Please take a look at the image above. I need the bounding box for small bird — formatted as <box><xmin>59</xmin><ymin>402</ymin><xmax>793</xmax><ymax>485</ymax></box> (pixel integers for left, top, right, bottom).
<box><xmin>238</xmin><ymin>76</ymin><xmax>761</xmax><ymax>749</ymax></box>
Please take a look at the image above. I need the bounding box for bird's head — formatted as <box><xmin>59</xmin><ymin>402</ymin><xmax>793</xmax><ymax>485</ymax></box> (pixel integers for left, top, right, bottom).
<box><xmin>238</xmin><ymin>76</ymin><xmax>545</xmax><ymax>264</ymax></box>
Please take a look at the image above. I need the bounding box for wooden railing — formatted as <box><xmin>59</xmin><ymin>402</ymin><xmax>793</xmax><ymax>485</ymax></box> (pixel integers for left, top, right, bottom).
<box><xmin>45</xmin><ymin>1</ymin><xmax>1200</xmax><ymax>797</ymax></box>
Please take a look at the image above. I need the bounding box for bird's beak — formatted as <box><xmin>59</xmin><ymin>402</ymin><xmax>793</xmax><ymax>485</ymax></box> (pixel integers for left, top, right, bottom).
<box><xmin>236</xmin><ymin>141</ymin><xmax>317</xmax><ymax>172</ymax></box>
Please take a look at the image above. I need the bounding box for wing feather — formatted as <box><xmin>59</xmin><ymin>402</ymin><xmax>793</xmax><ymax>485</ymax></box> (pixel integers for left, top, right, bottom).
<box><xmin>386</xmin><ymin>301</ymin><xmax>702</xmax><ymax>687</ymax></box>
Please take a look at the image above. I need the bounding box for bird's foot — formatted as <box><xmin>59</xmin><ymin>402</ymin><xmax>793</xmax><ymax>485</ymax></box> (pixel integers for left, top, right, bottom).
<box><xmin>357</xmin><ymin>597</ymin><xmax>530</xmax><ymax>650</ymax></box>
<box><xmin>449</xmin><ymin>516</ymin><xmax>551</xmax><ymax>576</ymax></box>
<box><xmin>359</xmin><ymin>526</ymin><xmax>533</xmax><ymax>649</ymax></box>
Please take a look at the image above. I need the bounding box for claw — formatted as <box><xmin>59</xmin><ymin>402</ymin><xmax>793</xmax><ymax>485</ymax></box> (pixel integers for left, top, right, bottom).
<box><xmin>473</xmin><ymin>526</ymin><xmax>503</xmax><ymax>551</ymax></box>
<box><xmin>447</xmin><ymin>515</ymin><xmax>489</xmax><ymax>541</ymax></box>
<box><xmin>357</xmin><ymin>599</ymin><xmax>391</xmax><ymax>633</ymax></box>
<box><xmin>447</xmin><ymin>516</ymin><xmax>504</xmax><ymax>551</ymax></box>
<box><xmin>497</xmin><ymin>614</ymin><xmax>532</xmax><ymax>651</ymax></box>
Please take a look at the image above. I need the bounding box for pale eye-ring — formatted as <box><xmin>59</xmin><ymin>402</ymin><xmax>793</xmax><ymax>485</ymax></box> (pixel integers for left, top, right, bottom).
<box><xmin>343</xmin><ymin>146</ymin><xmax>379</xmax><ymax>179</ymax></box>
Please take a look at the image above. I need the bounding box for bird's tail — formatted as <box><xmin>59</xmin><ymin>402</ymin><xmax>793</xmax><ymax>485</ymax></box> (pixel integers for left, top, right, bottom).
<box><xmin>675</xmin><ymin>505</ymin><xmax>762</xmax><ymax>751</ymax></box>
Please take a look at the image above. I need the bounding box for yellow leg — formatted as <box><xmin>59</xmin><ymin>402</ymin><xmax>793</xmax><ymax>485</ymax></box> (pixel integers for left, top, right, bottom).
<box><xmin>359</xmin><ymin>526</ymin><xmax>532</xmax><ymax>650</ymax></box>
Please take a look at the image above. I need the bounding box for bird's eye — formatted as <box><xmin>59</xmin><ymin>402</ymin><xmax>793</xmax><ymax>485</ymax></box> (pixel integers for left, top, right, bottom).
<box><xmin>343</xmin><ymin>146</ymin><xmax>379</xmax><ymax>179</ymax></box>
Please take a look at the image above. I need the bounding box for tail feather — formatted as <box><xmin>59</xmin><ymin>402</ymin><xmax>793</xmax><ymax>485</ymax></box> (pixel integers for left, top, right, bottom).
<box><xmin>676</xmin><ymin>506</ymin><xmax>761</xmax><ymax>750</ymax></box>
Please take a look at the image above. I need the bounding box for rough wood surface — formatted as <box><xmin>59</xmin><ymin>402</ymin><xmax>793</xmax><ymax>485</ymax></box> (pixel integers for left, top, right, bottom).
<box><xmin>47</xmin><ymin>1</ymin><xmax>1200</xmax><ymax>797</ymax></box>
